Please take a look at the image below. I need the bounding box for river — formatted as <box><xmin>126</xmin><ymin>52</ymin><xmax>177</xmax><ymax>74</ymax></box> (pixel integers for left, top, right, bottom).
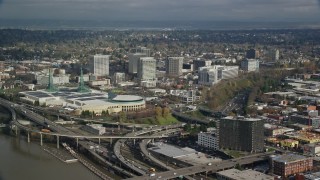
<box><xmin>0</xmin><ymin>133</ymin><xmax>101</xmax><ymax>180</ymax></box>
<box><xmin>0</xmin><ymin>108</ymin><xmax>101</xmax><ymax>180</ymax></box>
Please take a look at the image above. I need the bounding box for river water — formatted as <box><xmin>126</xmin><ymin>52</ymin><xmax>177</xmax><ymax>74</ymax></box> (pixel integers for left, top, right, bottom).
<box><xmin>0</xmin><ymin>134</ymin><xmax>101</xmax><ymax>180</ymax></box>
<box><xmin>0</xmin><ymin>108</ymin><xmax>101</xmax><ymax>180</ymax></box>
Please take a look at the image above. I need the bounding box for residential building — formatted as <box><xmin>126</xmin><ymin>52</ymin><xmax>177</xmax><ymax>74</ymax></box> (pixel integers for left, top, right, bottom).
<box><xmin>241</xmin><ymin>58</ymin><xmax>259</xmax><ymax>72</ymax></box>
<box><xmin>89</xmin><ymin>54</ymin><xmax>110</xmax><ymax>76</ymax></box>
<box><xmin>166</xmin><ymin>57</ymin><xmax>183</xmax><ymax>77</ymax></box>
<box><xmin>128</xmin><ymin>53</ymin><xmax>147</xmax><ymax>74</ymax></box>
<box><xmin>271</xmin><ymin>154</ymin><xmax>313</xmax><ymax>177</ymax></box>
<box><xmin>219</xmin><ymin>116</ymin><xmax>264</xmax><ymax>152</ymax></box>
<box><xmin>197</xmin><ymin>131</ymin><xmax>219</xmax><ymax>150</ymax></box>
<box><xmin>216</xmin><ymin>169</ymin><xmax>274</xmax><ymax>180</ymax></box>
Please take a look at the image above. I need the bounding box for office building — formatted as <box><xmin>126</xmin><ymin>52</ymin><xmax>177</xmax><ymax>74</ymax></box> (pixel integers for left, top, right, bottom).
<box><xmin>128</xmin><ymin>53</ymin><xmax>147</xmax><ymax>74</ymax></box>
<box><xmin>246</xmin><ymin>49</ymin><xmax>260</xmax><ymax>59</ymax></box>
<box><xmin>136</xmin><ymin>46</ymin><xmax>151</xmax><ymax>57</ymax></box>
<box><xmin>113</xmin><ymin>72</ymin><xmax>125</xmax><ymax>84</ymax></box>
<box><xmin>241</xmin><ymin>59</ymin><xmax>259</xmax><ymax>72</ymax></box>
<box><xmin>197</xmin><ymin>131</ymin><xmax>219</xmax><ymax>150</ymax></box>
<box><xmin>303</xmin><ymin>143</ymin><xmax>320</xmax><ymax>156</ymax></box>
<box><xmin>166</xmin><ymin>57</ymin><xmax>183</xmax><ymax>77</ymax></box>
<box><xmin>271</xmin><ymin>154</ymin><xmax>313</xmax><ymax>178</ymax></box>
<box><xmin>219</xmin><ymin>116</ymin><xmax>264</xmax><ymax>152</ymax></box>
<box><xmin>198</xmin><ymin>65</ymin><xmax>238</xmax><ymax>86</ymax></box>
<box><xmin>137</xmin><ymin>57</ymin><xmax>156</xmax><ymax>81</ymax></box>
<box><xmin>193</xmin><ymin>58</ymin><xmax>212</xmax><ymax>72</ymax></box>
<box><xmin>89</xmin><ymin>55</ymin><xmax>110</xmax><ymax>76</ymax></box>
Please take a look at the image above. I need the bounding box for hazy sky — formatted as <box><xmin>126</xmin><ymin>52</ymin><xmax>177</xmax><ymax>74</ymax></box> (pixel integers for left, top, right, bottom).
<box><xmin>0</xmin><ymin>0</ymin><xmax>320</xmax><ymax>22</ymax></box>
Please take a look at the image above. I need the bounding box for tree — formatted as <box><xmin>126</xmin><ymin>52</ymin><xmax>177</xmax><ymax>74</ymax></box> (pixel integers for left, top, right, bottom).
<box><xmin>155</xmin><ymin>107</ymin><xmax>162</xmax><ymax>117</ymax></box>
<box><xmin>183</xmin><ymin>123</ymin><xmax>192</xmax><ymax>132</ymax></box>
<box><xmin>162</xmin><ymin>107</ymin><xmax>170</xmax><ymax>118</ymax></box>
<box><xmin>119</xmin><ymin>111</ymin><xmax>126</xmax><ymax>123</ymax></box>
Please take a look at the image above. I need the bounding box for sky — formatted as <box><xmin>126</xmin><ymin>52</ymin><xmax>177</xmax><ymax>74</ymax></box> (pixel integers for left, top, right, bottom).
<box><xmin>0</xmin><ymin>0</ymin><xmax>320</xmax><ymax>22</ymax></box>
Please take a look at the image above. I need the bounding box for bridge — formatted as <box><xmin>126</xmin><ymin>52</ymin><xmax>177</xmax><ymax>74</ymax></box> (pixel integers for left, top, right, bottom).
<box><xmin>127</xmin><ymin>152</ymin><xmax>273</xmax><ymax>180</ymax></box>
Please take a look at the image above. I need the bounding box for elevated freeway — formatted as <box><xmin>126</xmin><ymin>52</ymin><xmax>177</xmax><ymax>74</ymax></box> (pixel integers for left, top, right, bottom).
<box><xmin>127</xmin><ymin>152</ymin><xmax>273</xmax><ymax>180</ymax></box>
<box><xmin>114</xmin><ymin>124</ymin><xmax>184</xmax><ymax>176</ymax></box>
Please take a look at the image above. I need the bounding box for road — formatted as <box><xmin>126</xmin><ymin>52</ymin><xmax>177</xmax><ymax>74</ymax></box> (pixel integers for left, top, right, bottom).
<box><xmin>114</xmin><ymin>124</ymin><xmax>184</xmax><ymax>176</ymax></box>
<box><xmin>126</xmin><ymin>152</ymin><xmax>273</xmax><ymax>180</ymax></box>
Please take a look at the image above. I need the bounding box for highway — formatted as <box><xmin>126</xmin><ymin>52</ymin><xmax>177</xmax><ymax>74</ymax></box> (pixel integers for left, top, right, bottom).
<box><xmin>114</xmin><ymin>124</ymin><xmax>184</xmax><ymax>176</ymax></box>
<box><xmin>0</xmin><ymin>98</ymin><xmax>134</xmax><ymax>179</ymax></box>
<box><xmin>127</xmin><ymin>152</ymin><xmax>272</xmax><ymax>180</ymax></box>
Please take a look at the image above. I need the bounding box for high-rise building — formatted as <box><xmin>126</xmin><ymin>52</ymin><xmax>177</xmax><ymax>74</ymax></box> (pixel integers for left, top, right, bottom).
<box><xmin>241</xmin><ymin>59</ymin><xmax>259</xmax><ymax>72</ymax></box>
<box><xmin>137</xmin><ymin>57</ymin><xmax>156</xmax><ymax>81</ymax></box>
<box><xmin>89</xmin><ymin>55</ymin><xmax>110</xmax><ymax>76</ymax></box>
<box><xmin>246</xmin><ymin>49</ymin><xmax>259</xmax><ymax>59</ymax></box>
<box><xmin>274</xmin><ymin>49</ymin><xmax>280</xmax><ymax>61</ymax></box>
<box><xmin>166</xmin><ymin>57</ymin><xmax>183</xmax><ymax>77</ymax></box>
<box><xmin>198</xmin><ymin>65</ymin><xmax>238</xmax><ymax>86</ymax></box>
<box><xmin>128</xmin><ymin>53</ymin><xmax>147</xmax><ymax>74</ymax></box>
<box><xmin>113</xmin><ymin>72</ymin><xmax>125</xmax><ymax>84</ymax></box>
<box><xmin>218</xmin><ymin>116</ymin><xmax>264</xmax><ymax>152</ymax></box>
<box><xmin>136</xmin><ymin>46</ymin><xmax>151</xmax><ymax>57</ymax></box>
<box><xmin>193</xmin><ymin>58</ymin><xmax>212</xmax><ymax>72</ymax></box>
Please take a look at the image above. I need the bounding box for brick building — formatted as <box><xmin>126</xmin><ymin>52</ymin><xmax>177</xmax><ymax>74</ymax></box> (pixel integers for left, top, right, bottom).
<box><xmin>271</xmin><ymin>154</ymin><xmax>313</xmax><ymax>178</ymax></box>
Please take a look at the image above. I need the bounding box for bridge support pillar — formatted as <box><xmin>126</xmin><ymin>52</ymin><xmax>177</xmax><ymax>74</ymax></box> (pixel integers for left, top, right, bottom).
<box><xmin>27</xmin><ymin>132</ymin><xmax>30</xmax><ymax>143</ymax></box>
<box><xmin>110</xmin><ymin>138</ymin><xmax>112</xmax><ymax>147</ymax></box>
<box><xmin>133</xmin><ymin>139</ymin><xmax>136</xmax><ymax>145</ymax></box>
<box><xmin>152</xmin><ymin>139</ymin><xmax>154</xmax><ymax>144</ymax></box>
<box><xmin>76</xmin><ymin>138</ymin><xmax>79</xmax><ymax>150</ymax></box>
<box><xmin>40</xmin><ymin>133</ymin><xmax>43</xmax><ymax>146</ymax></box>
<box><xmin>15</xmin><ymin>126</ymin><xmax>18</xmax><ymax>136</ymax></box>
<box><xmin>57</xmin><ymin>135</ymin><xmax>60</xmax><ymax>149</ymax></box>
<box><xmin>98</xmin><ymin>138</ymin><xmax>100</xmax><ymax>145</ymax></box>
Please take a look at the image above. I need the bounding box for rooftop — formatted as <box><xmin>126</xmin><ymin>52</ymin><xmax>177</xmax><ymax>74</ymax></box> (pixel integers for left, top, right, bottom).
<box><xmin>148</xmin><ymin>142</ymin><xmax>196</xmax><ymax>158</ymax></box>
<box><xmin>272</xmin><ymin>154</ymin><xmax>308</xmax><ymax>163</ymax></box>
<box><xmin>111</xmin><ymin>95</ymin><xmax>143</xmax><ymax>102</ymax></box>
<box><xmin>217</xmin><ymin>169</ymin><xmax>274</xmax><ymax>180</ymax></box>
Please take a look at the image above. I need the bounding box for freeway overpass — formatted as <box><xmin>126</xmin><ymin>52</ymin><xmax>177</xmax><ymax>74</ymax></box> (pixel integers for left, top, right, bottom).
<box><xmin>127</xmin><ymin>153</ymin><xmax>273</xmax><ymax>180</ymax></box>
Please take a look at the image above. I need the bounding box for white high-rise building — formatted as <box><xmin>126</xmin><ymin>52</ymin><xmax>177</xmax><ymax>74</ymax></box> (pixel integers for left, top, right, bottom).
<box><xmin>113</xmin><ymin>72</ymin><xmax>125</xmax><ymax>84</ymax></box>
<box><xmin>138</xmin><ymin>57</ymin><xmax>156</xmax><ymax>81</ymax></box>
<box><xmin>128</xmin><ymin>53</ymin><xmax>147</xmax><ymax>74</ymax></box>
<box><xmin>241</xmin><ymin>59</ymin><xmax>259</xmax><ymax>72</ymax></box>
<box><xmin>166</xmin><ymin>57</ymin><xmax>183</xmax><ymax>77</ymax></box>
<box><xmin>198</xmin><ymin>65</ymin><xmax>238</xmax><ymax>86</ymax></box>
<box><xmin>274</xmin><ymin>49</ymin><xmax>280</xmax><ymax>61</ymax></box>
<box><xmin>89</xmin><ymin>55</ymin><xmax>110</xmax><ymax>76</ymax></box>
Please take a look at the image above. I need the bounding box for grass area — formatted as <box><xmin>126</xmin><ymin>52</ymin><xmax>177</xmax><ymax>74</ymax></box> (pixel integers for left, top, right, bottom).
<box><xmin>223</xmin><ymin>149</ymin><xmax>249</xmax><ymax>158</ymax></box>
<box><xmin>265</xmin><ymin>147</ymin><xmax>276</xmax><ymax>152</ymax></box>
<box><xmin>156</xmin><ymin>115</ymin><xmax>179</xmax><ymax>125</ymax></box>
<box><xmin>184</xmin><ymin>110</ymin><xmax>206</xmax><ymax>119</ymax></box>
<box><xmin>122</xmin><ymin>114</ymin><xmax>179</xmax><ymax>125</ymax></box>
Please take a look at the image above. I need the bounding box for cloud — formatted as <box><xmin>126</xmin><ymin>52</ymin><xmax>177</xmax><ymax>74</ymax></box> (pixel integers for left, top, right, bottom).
<box><xmin>0</xmin><ymin>0</ymin><xmax>319</xmax><ymax>22</ymax></box>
